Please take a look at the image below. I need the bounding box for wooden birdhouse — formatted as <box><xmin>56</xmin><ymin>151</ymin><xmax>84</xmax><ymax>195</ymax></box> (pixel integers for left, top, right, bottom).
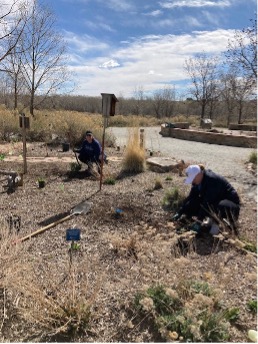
<box><xmin>101</xmin><ymin>93</ymin><xmax>118</xmax><ymax>116</ymax></box>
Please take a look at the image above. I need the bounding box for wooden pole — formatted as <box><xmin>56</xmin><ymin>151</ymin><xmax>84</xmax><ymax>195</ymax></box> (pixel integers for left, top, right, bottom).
<box><xmin>99</xmin><ymin>125</ymin><xmax>105</xmax><ymax>191</ymax></box>
<box><xmin>99</xmin><ymin>95</ymin><xmax>110</xmax><ymax>191</ymax></box>
<box><xmin>21</xmin><ymin>114</ymin><xmax>27</xmax><ymax>174</ymax></box>
<box><xmin>140</xmin><ymin>128</ymin><xmax>145</xmax><ymax>149</ymax></box>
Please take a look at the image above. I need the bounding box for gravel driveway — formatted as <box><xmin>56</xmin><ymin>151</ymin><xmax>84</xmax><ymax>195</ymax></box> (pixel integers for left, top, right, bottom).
<box><xmin>109</xmin><ymin>126</ymin><xmax>257</xmax><ymax>201</ymax></box>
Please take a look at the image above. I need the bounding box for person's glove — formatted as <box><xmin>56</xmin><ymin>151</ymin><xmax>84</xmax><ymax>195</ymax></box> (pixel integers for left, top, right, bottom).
<box><xmin>171</xmin><ymin>213</ymin><xmax>181</xmax><ymax>221</ymax></box>
<box><xmin>189</xmin><ymin>222</ymin><xmax>202</xmax><ymax>233</ymax></box>
<box><xmin>73</xmin><ymin>148</ymin><xmax>80</xmax><ymax>153</ymax></box>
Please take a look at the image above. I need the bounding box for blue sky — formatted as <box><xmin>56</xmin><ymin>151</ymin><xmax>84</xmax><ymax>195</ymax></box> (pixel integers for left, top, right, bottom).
<box><xmin>45</xmin><ymin>0</ymin><xmax>256</xmax><ymax>98</ymax></box>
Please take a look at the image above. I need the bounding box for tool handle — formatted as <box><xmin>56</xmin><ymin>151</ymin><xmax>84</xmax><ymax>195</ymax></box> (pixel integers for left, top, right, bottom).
<box><xmin>19</xmin><ymin>213</ymin><xmax>73</xmax><ymax>242</ymax></box>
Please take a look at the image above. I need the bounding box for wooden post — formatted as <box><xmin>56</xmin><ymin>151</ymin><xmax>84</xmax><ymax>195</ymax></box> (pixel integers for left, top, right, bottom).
<box><xmin>99</xmin><ymin>95</ymin><xmax>110</xmax><ymax>190</ymax></box>
<box><xmin>20</xmin><ymin>114</ymin><xmax>27</xmax><ymax>174</ymax></box>
<box><xmin>99</xmin><ymin>93</ymin><xmax>118</xmax><ymax>191</ymax></box>
<box><xmin>140</xmin><ymin>128</ymin><xmax>145</xmax><ymax>148</ymax></box>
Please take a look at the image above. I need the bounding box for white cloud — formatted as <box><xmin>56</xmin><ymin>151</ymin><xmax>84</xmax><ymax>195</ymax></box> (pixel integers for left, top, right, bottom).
<box><xmin>65</xmin><ymin>29</ymin><xmax>237</xmax><ymax>97</ymax></box>
<box><xmin>65</xmin><ymin>31</ymin><xmax>109</xmax><ymax>53</ymax></box>
<box><xmin>99</xmin><ymin>59</ymin><xmax>120</xmax><ymax>68</ymax></box>
<box><xmin>98</xmin><ymin>0</ymin><xmax>135</xmax><ymax>12</ymax></box>
<box><xmin>84</xmin><ymin>20</ymin><xmax>116</xmax><ymax>33</ymax></box>
<box><xmin>144</xmin><ymin>10</ymin><xmax>163</xmax><ymax>17</ymax></box>
<box><xmin>159</xmin><ymin>0</ymin><xmax>231</xmax><ymax>9</ymax></box>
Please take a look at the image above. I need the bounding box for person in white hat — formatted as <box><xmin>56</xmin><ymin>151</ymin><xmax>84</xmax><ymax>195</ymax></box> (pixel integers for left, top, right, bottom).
<box><xmin>172</xmin><ymin>164</ymin><xmax>241</xmax><ymax>235</ymax></box>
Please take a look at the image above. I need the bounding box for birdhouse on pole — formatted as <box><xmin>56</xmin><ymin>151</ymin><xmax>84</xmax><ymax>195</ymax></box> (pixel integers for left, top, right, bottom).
<box><xmin>101</xmin><ymin>93</ymin><xmax>118</xmax><ymax>127</ymax></box>
<box><xmin>99</xmin><ymin>93</ymin><xmax>118</xmax><ymax>191</ymax></box>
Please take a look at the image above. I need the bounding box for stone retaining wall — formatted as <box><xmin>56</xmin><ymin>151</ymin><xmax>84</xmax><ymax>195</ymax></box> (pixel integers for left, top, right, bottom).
<box><xmin>160</xmin><ymin>126</ymin><xmax>257</xmax><ymax>148</ymax></box>
<box><xmin>228</xmin><ymin>124</ymin><xmax>257</xmax><ymax>131</ymax></box>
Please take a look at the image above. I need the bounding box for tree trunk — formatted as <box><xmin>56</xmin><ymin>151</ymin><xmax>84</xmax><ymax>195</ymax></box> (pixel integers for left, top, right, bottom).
<box><xmin>30</xmin><ymin>90</ymin><xmax>34</xmax><ymax>116</ymax></box>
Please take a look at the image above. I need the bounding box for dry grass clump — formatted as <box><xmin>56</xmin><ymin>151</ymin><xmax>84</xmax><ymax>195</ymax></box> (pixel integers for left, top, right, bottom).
<box><xmin>0</xmin><ymin>223</ymin><xmax>33</xmax><ymax>339</ymax></box>
<box><xmin>109</xmin><ymin>114</ymin><xmax>162</xmax><ymax>127</ymax></box>
<box><xmin>0</xmin><ymin>219</ymin><xmax>98</xmax><ymax>341</ymax></box>
<box><xmin>0</xmin><ymin>109</ymin><xmax>106</xmax><ymax>146</ymax></box>
<box><xmin>122</xmin><ymin>128</ymin><xmax>146</xmax><ymax>173</ymax></box>
<box><xmin>15</xmin><ymin>261</ymin><xmax>96</xmax><ymax>341</ymax></box>
<box><xmin>0</xmin><ymin>222</ymin><xmax>29</xmax><ymax>289</ymax></box>
<box><xmin>0</xmin><ymin>109</ymin><xmax>20</xmax><ymax>141</ymax></box>
<box><xmin>109</xmin><ymin>233</ymin><xmax>139</xmax><ymax>259</ymax></box>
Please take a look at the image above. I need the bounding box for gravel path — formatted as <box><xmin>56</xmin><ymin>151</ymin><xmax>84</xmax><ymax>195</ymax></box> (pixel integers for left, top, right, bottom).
<box><xmin>109</xmin><ymin>126</ymin><xmax>257</xmax><ymax>200</ymax></box>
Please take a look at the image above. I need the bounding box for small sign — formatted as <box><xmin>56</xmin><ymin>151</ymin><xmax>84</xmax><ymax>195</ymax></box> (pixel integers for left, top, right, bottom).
<box><xmin>66</xmin><ymin>228</ymin><xmax>81</xmax><ymax>241</ymax></box>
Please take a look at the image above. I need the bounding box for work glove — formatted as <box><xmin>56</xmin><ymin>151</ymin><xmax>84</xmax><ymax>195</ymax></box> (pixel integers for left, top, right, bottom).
<box><xmin>189</xmin><ymin>222</ymin><xmax>202</xmax><ymax>233</ymax></box>
<box><xmin>73</xmin><ymin>148</ymin><xmax>80</xmax><ymax>153</ymax></box>
<box><xmin>171</xmin><ymin>213</ymin><xmax>181</xmax><ymax>221</ymax></box>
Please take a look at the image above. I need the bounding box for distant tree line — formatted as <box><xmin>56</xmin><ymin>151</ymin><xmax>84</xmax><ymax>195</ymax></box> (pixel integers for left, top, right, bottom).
<box><xmin>0</xmin><ymin>1</ymin><xmax>256</xmax><ymax>125</ymax></box>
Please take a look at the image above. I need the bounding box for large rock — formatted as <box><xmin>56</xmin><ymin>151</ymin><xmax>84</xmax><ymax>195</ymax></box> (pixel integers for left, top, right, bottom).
<box><xmin>146</xmin><ymin>156</ymin><xmax>188</xmax><ymax>174</ymax></box>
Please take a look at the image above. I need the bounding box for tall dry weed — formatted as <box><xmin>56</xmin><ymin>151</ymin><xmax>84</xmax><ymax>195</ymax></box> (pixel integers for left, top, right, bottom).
<box><xmin>0</xmin><ymin>219</ymin><xmax>100</xmax><ymax>341</ymax></box>
<box><xmin>0</xmin><ymin>222</ymin><xmax>32</xmax><ymax>339</ymax></box>
<box><xmin>14</xmin><ymin>259</ymin><xmax>98</xmax><ymax>341</ymax></box>
<box><xmin>122</xmin><ymin>128</ymin><xmax>146</xmax><ymax>173</ymax></box>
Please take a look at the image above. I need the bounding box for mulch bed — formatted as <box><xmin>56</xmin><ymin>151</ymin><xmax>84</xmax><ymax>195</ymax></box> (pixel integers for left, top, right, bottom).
<box><xmin>0</xmin><ymin>142</ymin><xmax>257</xmax><ymax>342</ymax></box>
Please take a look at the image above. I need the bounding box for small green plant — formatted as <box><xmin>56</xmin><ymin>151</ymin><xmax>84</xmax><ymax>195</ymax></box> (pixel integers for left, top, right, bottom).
<box><xmin>38</xmin><ymin>177</ymin><xmax>46</xmax><ymax>188</ymax></box>
<box><xmin>38</xmin><ymin>177</ymin><xmax>45</xmax><ymax>182</ymax></box>
<box><xmin>71</xmin><ymin>242</ymin><xmax>80</xmax><ymax>250</ymax></box>
<box><xmin>162</xmin><ymin>187</ymin><xmax>184</xmax><ymax>211</ymax></box>
<box><xmin>248</xmin><ymin>151</ymin><xmax>257</xmax><ymax>165</ymax></box>
<box><xmin>224</xmin><ymin>307</ymin><xmax>240</xmax><ymax>322</ymax></box>
<box><xmin>246</xmin><ymin>300</ymin><xmax>257</xmax><ymax>314</ymax></box>
<box><xmin>134</xmin><ymin>281</ymin><xmax>231</xmax><ymax>342</ymax></box>
<box><xmin>165</xmin><ymin>175</ymin><xmax>173</xmax><ymax>181</ymax></box>
<box><xmin>154</xmin><ymin>178</ymin><xmax>163</xmax><ymax>190</ymax></box>
<box><xmin>70</xmin><ymin>162</ymin><xmax>82</xmax><ymax>172</ymax></box>
<box><xmin>243</xmin><ymin>242</ymin><xmax>257</xmax><ymax>253</ymax></box>
<box><xmin>104</xmin><ymin>177</ymin><xmax>116</xmax><ymax>185</ymax></box>
<box><xmin>0</xmin><ymin>153</ymin><xmax>5</xmax><ymax>161</ymax></box>
<box><xmin>190</xmin><ymin>280</ymin><xmax>212</xmax><ymax>296</ymax></box>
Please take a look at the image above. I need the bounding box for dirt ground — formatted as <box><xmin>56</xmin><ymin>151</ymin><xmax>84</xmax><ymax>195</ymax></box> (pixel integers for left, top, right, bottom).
<box><xmin>0</xmin><ymin>141</ymin><xmax>257</xmax><ymax>343</ymax></box>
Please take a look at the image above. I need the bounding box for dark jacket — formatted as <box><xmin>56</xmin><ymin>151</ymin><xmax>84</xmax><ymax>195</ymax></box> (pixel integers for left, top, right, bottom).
<box><xmin>78</xmin><ymin>138</ymin><xmax>102</xmax><ymax>162</ymax></box>
<box><xmin>180</xmin><ymin>169</ymin><xmax>240</xmax><ymax>219</ymax></box>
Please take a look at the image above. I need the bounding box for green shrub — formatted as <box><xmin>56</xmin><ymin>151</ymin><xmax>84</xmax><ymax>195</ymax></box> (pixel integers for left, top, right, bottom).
<box><xmin>70</xmin><ymin>162</ymin><xmax>82</xmax><ymax>172</ymax></box>
<box><xmin>134</xmin><ymin>281</ymin><xmax>231</xmax><ymax>342</ymax></box>
<box><xmin>247</xmin><ymin>300</ymin><xmax>257</xmax><ymax>314</ymax></box>
<box><xmin>104</xmin><ymin>177</ymin><xmax>116</xmax><ymax>185</ymax></box>
<box><xmin>249</xmin><ymin>151</ymin><xmax>257</xmax><ymax>165</ymax></box>
<box><xmin>162</xmin><ymin>187</ymin><xmax>185</xmax><ymax>211</ymax></box>
<box><xmin>224</xmin><ymin>307</ymin><xmax>240</xmax><ymax>322</ymax></box>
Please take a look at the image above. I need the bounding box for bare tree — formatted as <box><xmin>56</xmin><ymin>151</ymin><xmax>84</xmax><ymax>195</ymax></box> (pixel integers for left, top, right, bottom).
<box><xmin>153</xmin><ymin>85</ymin><xmax>176</xmax><ymax>118</ymax></box>
<box><xmin>18</xmin><ymin>0</ymin><xmax>71</xmax><ymax>116</ymax></box>
<box><xmin>184</xmin><ymin>53</ymin><xmax>219</xmax><ymax>120</ymax></box>
<box><xmin>132</xmin><ymin>85</ymin><xmax>145</xmax><ymax>115</ymax></box>
<box><xmin>0</xmin><ymin>38</ymin><xmax>25</xmax><ymax>109</ymax></box>
<box><xmin>226</xmin><ymin>17</ymin><xmax>257</xmax><ymax>87</ymax></box>
<box><xmin>0</xmin><ymin>0</ymin><xmax>27</xmax><ymax>62</ymax></box>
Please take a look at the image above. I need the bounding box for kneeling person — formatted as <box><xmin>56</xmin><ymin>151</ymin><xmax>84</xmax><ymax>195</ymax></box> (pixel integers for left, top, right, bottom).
<box><xmin>172</xmin><ymin>164</ymin><xmax>241</xmax><ymax>235</ymax></box>
<box><xmin>74</xmin><ymin>131</ymin><xmax>106</xmax><ymax>173</ymax></box>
